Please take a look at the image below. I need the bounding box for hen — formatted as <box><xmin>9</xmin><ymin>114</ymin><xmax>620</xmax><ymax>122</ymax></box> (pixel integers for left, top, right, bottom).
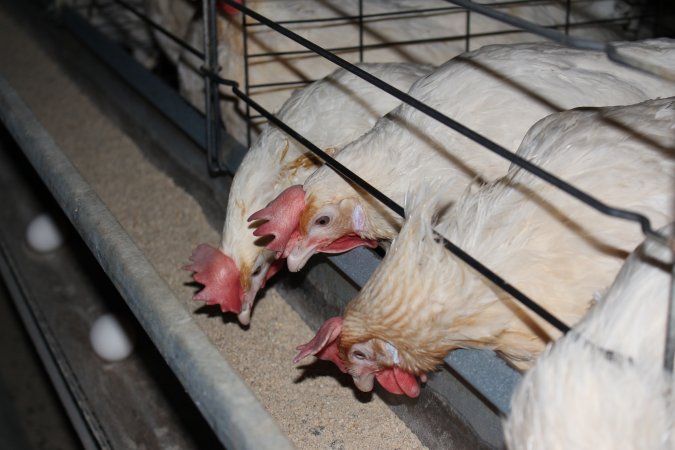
<box><xmin>293</xmin><ymin>97</ymin><xmax>675</xmax><ymax>397</ymax></box>
<box><xmin>184</xmin><ymin>63</ymin><xmax>433</xmax><ymax>324</ymax></box>
<box><xmin>251</xmin><ymin>39</ymin><xmax>675</xmax><ymax>273</ymax></box>
<box><xmin>504</xmin><ymin>225</ymin><xmax>675</xmax><ymax>449</ymax></box>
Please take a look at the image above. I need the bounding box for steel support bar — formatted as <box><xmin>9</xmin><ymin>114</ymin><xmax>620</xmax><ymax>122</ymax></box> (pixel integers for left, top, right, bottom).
<box><xmin>202</xmin><ymin>0</ymin><xmax>226</xmax><ymax>174</ymax></box>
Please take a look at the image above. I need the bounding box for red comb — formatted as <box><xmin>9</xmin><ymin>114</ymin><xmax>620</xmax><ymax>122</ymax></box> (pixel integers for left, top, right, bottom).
<box><xmin>217</xmin><ymin>0</ymin><xmax>242</xmax><ymax>15</ymax></box>
<box><xmin>183</xmin><ymin>244</ymin><xmax>243</xmax><ymax>314</ymax></box>
<box><xmin>248</xmin><ymin>185</ymin><xmax>305</xmax><ymax>256</ymax></box>
<box><xmin>293</xmin><ymin>316</ymin><xmax>346</xmax><ymax>372</ymax></box>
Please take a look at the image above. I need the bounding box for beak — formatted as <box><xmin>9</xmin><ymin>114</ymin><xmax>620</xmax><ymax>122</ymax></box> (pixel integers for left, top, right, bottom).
<box><xmin>237</xmin><ymin>289</ymin><xmax>258</xmax><ymax>326</ymax></box>
<box><xmin>286</xmin><ymin>239</ymin><xmax>319</xmax><ymax>272</ymax></box>
<box><xmin>237</xmin><ymin>307</ymin><xmax>251</xmax><ymax>326</ymax></box>
<box><xmin>237</xmin><ymin>259</ymin><xmax>271</xmax><ymax>325</ymax></box>
<box><xmin>352</xmin><ymin>373</ymin><xmax>375</xmax><ymax>392</ymax></box>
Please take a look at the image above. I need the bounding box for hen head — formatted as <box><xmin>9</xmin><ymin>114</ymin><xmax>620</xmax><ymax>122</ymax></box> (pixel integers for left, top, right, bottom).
<box><xmin>183</xmin><ymin>244</ymin><xmax>284</xmax><ymax>325</ymax></box>
<box><xmin>288</xmin><ymin>194</ymin><xmax>379</xmax><ymax>271</ymax></box>
<box><xmin>293</xmin><ymin>316</ymin><xmax>425</xmax><ymax>398</ymax></box>
<box><xmin>248</xmin><ymin>185</ymin><xmax>378</xmax><ymax>272</ymax></box>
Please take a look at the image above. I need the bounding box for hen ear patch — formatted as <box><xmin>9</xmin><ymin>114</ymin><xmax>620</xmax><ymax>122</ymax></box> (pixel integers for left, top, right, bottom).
<box><xmin>351</xmin><ymin>204</ymin><xmax>366</xmax><ymax>233</ymax></box>
<box><xmin>384</xmin><ymin>342</ymin><xmax>401</xmax><ymax>365</ymax></box>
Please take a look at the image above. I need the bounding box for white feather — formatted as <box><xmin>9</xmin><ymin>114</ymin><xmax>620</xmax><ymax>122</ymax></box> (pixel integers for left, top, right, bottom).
<box><xmin>504</xmin><ymin>224</ymin><xmax>675</xmax><ymax>450</ymax></box>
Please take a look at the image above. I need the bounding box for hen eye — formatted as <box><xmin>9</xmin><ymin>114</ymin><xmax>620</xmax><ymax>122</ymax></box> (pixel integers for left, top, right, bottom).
<box><xmin>352</xmin><ymin>350</ymin><xmax>366</xmax><ymax>360</ymax></box>
<box><xmin>315</xmin><ymin>215</ymin><xmax>330</xmax><ymax>226</ymax></box>
<box><xmin>252</xmin><ymin>266</ymin><xmax>262</xmax><ymax>276</ymax></box>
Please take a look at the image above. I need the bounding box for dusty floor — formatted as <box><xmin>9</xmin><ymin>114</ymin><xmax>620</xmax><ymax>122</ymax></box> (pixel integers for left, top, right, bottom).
<box><xmin>0</xmin><ymin>2</ymin><xmax>427</xmax><ymax>449</ymax></box>
<box><xmin>0</xmin><ymin>282</ymin><xmax>82</xmax><ymax>450</ymax></box>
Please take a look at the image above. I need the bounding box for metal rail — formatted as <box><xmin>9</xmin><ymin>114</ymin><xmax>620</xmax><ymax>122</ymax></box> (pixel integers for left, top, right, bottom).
<box><xmin>0</xmin><ymin>75</ymin><xmax>294</xmax><ymax>450</ymax></box>
<box><xmin>203</xmin><ymin>0</ymin><xmax>226</xmax><ymax>174</ymax></box>
<box><xmin>666</xmin><ymin>250</ymin><xmax>675</xmax><ymax>372</ymax></box>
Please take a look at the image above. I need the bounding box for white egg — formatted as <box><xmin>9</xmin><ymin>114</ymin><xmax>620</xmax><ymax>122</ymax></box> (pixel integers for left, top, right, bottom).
<box><xmin>89</xmin><ymin>314</ymin><xmax>135</xmax><ymax>362</ymax></box>
<box><xmin>25</xmin><ymin>213</ymin><xmax>64</xmax><ymax>253</ymax></box>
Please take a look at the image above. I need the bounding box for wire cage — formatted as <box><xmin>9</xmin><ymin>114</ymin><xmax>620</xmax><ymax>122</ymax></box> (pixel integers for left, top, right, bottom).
<box><xmin>45</xmin><ymin>0</ymin><xmax>675</xmax><ymax>446</ymax></box>
<box><xmin>210</xmin><ymin>0</ymin><xmax>664</xmax><ymax>147</ymax></box>
<box><xmin>65</xmin><ymin>0</ymin><xmax>667</xmax><ymax>145</ymax></box>
<box><xmin>233</xmin><ymin>0</ymin><xmax>658</xmax><ymax>142</ymax></box>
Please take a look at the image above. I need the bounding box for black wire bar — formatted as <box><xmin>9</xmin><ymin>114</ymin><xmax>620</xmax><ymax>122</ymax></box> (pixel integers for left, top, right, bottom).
<box><xmin>239</xmin><ymin>0</ymin><xmax>610</xmax><ymax>27</ymax></box>
<box><xmin>447</xmin><ymin>0</ymin><xmax>675</xmax><ymax>82</ymax></box>
<box><xmin>203</xmin><ymin>0</ymin><xmax>226</xmax><ymax>174</ymax></box>
<box><xmin>107</xmin><ymin>0</ymin><xmax>203</xmax><ymax>59</ymax></box>
<box><xmin>242</xmin><ymin>0</ymin><xmax>252</xmax><ymax>147</ymax></box>
<box><xmin>242</xmin><ymin>4</ymin><xmax>466</xmax><ymax>27</ymax></box>
<box><xmin>667</xmin><ymin>250</ymin><xmax>675</xmax><ymax>372</ymax></box>
<box><xmin>206</xmin><ymin>69</ymin><xmax>571</xmax><ymax>334</ymax></box>
<box><xmin>246</xmin><ymin>19</ymin><xmax>636</xmax><ymax>59</ymax></box>
<box><xmin>357</xmin><ymin>0</ymin><xmax>363</xmax><ymax>63</ymax></box>
<box><xmin>222</xmin><ymin>0</ymin><xmax>667</xmax><ymax>246</ymax></box>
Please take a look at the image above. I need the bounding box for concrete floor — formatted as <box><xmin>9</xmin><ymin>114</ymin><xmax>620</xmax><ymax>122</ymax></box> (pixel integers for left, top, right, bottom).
<box><xmin>0</xmin><ymin>281</ymin><xmax>81</xmax><ymax>450</ymax></box>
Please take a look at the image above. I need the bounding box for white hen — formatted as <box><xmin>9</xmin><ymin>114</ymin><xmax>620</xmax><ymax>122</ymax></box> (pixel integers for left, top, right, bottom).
<box><xmin>184</xmin><ymin>62</ymin><xmax>433</xmax><ymax>324</ymax></box>
<box><xmin>254</xmin><ymin>39</ymin><xmax>675</xmax><ymax>273</ymax></box>
<box><xmin>294</xmin><ymin>97</ymin><xmax>675</xmax><ymax>397</ymax></box>
<box><xmin>504</xmin><ymin>225</ymin><xmax>675</xmax><ymax>450</ymax></box>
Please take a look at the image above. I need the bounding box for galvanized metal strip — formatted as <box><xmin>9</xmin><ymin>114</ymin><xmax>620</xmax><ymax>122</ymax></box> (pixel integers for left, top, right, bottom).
<box><xmin>0</xmin><ymin>75</ymin><xmax>294</xmax><ymax>450</ymax></box>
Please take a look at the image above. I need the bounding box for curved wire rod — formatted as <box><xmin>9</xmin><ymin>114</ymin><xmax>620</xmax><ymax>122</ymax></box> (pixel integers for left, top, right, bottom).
<box><xmin>446</xmin><ymin>0</ymin><xmax>605</xmax><ymax>51</ymax></box>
